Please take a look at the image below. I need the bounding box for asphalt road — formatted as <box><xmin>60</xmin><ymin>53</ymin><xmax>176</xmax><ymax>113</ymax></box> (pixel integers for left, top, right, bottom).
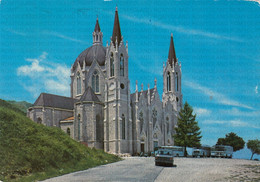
<box><xmin>42</xmin><ymin>157</ymin><xmax>258</xmax><ymax>182</ymax></box>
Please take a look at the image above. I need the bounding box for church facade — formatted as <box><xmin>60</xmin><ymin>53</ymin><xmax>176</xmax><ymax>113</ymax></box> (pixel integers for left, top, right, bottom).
<box><xmin>27</xmin><ymin>8</ymin><xmax>183</xmax><ymax>155</ymax></box>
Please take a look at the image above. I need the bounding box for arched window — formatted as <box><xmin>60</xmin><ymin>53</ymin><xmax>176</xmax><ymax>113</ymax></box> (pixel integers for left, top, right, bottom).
<box><xmin>66</xmin><ymin>128</ymin><xmax>71</xmax><ymax>136</ymax></box>
<box><xmin>37</xmin><ymin>117</ymin><xmax>42</xmax><ymax>124</ymax></box>
<box><xmin>120</xmin><ymin>54</ymin><xmax>124</xmax><ymax>76</ymax></box>
<box><xmin>122</xmin><ymin>114</ymin><xmax>126</xmax><ymax>140</ymax></box>
<box><xmin>167</xmin><ymin>72</ymin><xmax>171</xmax><ymax>91</ymax></box>
<box><xmin>110</xmin><ymin>53</ymin><xmax>114</xmax><ymax>77</ymax></box>
<box><xmin>92</xmin><ymin>70</ymin><xmax>99</xmax><ymax>93</ymax></box>
<box><xmin>152</xmin><ymin>109</ymin><xmax>157</xmax><ymax>128</ymax></box>
<box><xmin>139</xmin><ymin>112</ymin><xmax>144</xmax><ymax>133</ymax></box>
<box><xmin>175</xmin><ymin>72</ymin><xmax>179</xmax><ymax>92</ymax></box>
<box><xmin>96</xmin><ymin>114</ymin><xmax>102</xmax><ymax>141</ymax></box>
<box><xmin>78</xmin><ymin>114</ymin><xmax>81</xmax><ymax>141</ymax></box>
<box><xmin>77</xmin><ymin>72</ymin><xmax>81</xmax><ymax>95</ymax></box>
<box><xmin>96</xmin><ymin>34</ymin><xmax>98</xmax><ymax>42</ymax></box>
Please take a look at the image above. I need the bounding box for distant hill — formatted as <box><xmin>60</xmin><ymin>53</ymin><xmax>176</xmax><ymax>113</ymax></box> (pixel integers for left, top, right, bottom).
<box><xmin>0</xmin><ymin>99</ymin><xmax>27</xmax><ymax>115</ymax></box>
<box><xmin>0</xmin><ymin>99</ymin><xmax>120</xmax><ymax>181</ymax></box>
<box><xmin>6</xmin><ymin>100</ymin><xmax>33</xmax><ymax>115</ymax></box>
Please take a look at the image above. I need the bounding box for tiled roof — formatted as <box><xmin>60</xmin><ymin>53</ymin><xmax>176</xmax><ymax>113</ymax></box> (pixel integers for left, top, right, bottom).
<box><xmin>73</xmin><ymin>44</ymin><xmax>106</xmax><ymax>69</ymax></box>
<box><xmin>33</xmin><ymin>93</ymin><xmax>77</xmax><ymax>110</ymax></box>
<box><xmin>79</xmin><ymin>87</ymin><xmax>100</xmax><ymax>102</ymax></box>
<box><xmin>64</xmin><ymin>116</ymin><xmax>74</xmax><ymax>121</ymax></box>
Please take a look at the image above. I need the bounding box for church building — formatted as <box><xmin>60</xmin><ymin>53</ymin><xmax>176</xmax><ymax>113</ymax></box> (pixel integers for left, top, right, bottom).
<box><xmin>27</xmin><ymin>7</ymin><xmax>183</xmax><ymax>155</ymax></box>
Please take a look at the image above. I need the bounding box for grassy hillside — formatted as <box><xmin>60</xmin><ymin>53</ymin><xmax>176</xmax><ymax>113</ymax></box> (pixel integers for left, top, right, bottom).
<box><xmin>6</xmin><ymin>100</ymin><xmax>33</xmax><ymax>115</ymax></box>
<box><xmin>0</xmin><ymin>99</ymin><xmax>121</xmax><ymax>181</ymax></box>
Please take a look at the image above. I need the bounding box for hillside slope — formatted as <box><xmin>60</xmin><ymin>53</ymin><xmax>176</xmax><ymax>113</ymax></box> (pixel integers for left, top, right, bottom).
<box><xmin>0</xmin><ymin>99</ymin><xmax>120</xmax><ymax>181</ymax></box>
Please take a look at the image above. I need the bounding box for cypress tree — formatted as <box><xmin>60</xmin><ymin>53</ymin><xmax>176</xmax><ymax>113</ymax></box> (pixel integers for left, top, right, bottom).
<box><xmin>174</xmin><ymin>101</ymin><xmax>202</xmax><ymax>156</ymax></box>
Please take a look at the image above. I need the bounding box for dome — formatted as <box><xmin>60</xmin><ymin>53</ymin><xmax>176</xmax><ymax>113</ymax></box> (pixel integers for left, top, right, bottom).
<box><xmin>73</xmin><ymin>44</ymin><xmax>106</xmax><ymax>69</ymax></box>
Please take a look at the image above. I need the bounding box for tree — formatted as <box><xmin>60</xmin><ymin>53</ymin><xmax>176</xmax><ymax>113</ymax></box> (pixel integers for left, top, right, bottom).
<box><xmin>247</xmin><ymin>139</ymin><xmax>260</xmax><ymax>160</ymax></box>
<box><xmin>216</xmin><ymin>132</ymin><xmax>245</xmax><ymax>152</ymax></box>
<box><xmin>174</xmin><ymin>101</ymin><xmax>202</xmax><ymax>157</ymax></box>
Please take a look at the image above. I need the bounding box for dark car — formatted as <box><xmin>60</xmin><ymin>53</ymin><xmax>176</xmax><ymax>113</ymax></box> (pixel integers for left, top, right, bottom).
<box><xmin>155</xmin><ymin>148</ymin><xmax>174</xmax><ymax>166</ymax></box>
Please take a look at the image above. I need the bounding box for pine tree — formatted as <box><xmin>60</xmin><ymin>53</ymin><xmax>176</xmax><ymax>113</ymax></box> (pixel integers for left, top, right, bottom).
<box><xmin>174</xmin><ymin>101</ymin><xmax>202</xmax><ymax>156</ymax></box>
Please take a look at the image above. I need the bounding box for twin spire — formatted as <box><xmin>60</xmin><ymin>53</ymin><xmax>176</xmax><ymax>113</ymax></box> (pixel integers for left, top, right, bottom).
<box><xmin>93</xmin><ymin>17</ymin><xmax>102</xmax><ymax>45</ymax></box>
<box><xmin>94</xmin><ymin>17</ymin><xmax>101</xmax><ymax>32</ymax></box>
<box><xmin>94</xmin><ymin>7</ymin><xmax>176</xmax><ymax>66</ymax></box>
<box><xmin>168</xmin><ymin>33</ymin><xmax>177</xmax><ymax>67</ymax></box>
<box><xmin>111</xmin><ymin>7</ymin><xmax>122</xmax><ymax>46</ymax></box>
<box><xmin>93</xmin><ymin>7</ymin><xmax>122</xmax><ymax>46</ymax></box>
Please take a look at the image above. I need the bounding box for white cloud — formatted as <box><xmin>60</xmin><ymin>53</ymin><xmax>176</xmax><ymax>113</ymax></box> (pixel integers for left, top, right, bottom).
<box><xmin>43</xmin><ymin>31</ymin><xmax>86</xmax><ymax>44</ymax></box>
<box><xmin>4</xmin><ymin>28</ymin><xmax>27</xmax><ymax>36</ymax></box>
<box><xmin>184</xmin><ymin>80</ymin><xmax>253</xmax><ymax>110</ymax></box>
<box><xmin>203</xmin><ymin>119</ymin><xmax>260</xmax><ymax>129</ymax></box>
<box><xmin>245</xmin><ymin>0</ymin><xmax>260</xmax><ymax>5</ymax></box>
<box><xmin>220</xmin><ymin>107</ymin><xmax>260</xmax><ymax>117</ymax></box>
<box><xmin>17</xmin><ymin>52</ymin><xmax>70</xmax><ymax>98</ymax></box>
<box><xmin>229</xmin><ymin>120</ymin><xmax>248</xmax><ymax>127</ymax></box>
<box><xmin>120</xmin><ymin>14</ymin><xmax>244</xmax><ymax>42</ymax></box>
<box><xmin>203</xmin><ymin>120</ymin><xmax>225</xmax><ymax>125</ymax></box>
<box><xmin>255</xmin><ymin>85</ymin><xmax>258</xmax><ymax>94</ymax></box>
<box><xmin>17</xmin><ymin>52</ymin><xmax>47</xmax><ymax>76</ymax></box>
<box><xmin>193</xmin><ymin>107</ymin><xmax>212</xmax><ymax>117</ymax></box>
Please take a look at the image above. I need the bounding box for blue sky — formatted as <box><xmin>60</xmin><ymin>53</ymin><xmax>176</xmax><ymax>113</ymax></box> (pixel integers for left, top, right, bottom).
<box><xmin>0</xmin><ymin>0</ymin><xmax>259</xmax><ymax>158</ymax></box>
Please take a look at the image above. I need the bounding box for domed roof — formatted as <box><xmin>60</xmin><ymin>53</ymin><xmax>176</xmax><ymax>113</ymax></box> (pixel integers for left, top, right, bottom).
<box><xmin>73</xmin><ymin>44</ymin><xmax>106</xmax><ymax>69</ymax></box>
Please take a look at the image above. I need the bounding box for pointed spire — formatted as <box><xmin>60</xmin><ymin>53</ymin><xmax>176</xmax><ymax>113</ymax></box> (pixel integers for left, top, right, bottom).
<box><xmin>168</xmin><ymin>33</ymin><xmax>177</xmax><ymax>67</ymax></box>
<box><xmin>93</xmin><ymin>17</ymin><xmax>103</xmax><ymax>45</ymax></box>
<box><xmin>112</xmin><ymin>6</ymin><xmax>122</xmax><ymax>46</ymax></box>
<box><xmin>94</xmin><ymin>17</ymin><xmax>101</xmax><ymax>32</ymax></box>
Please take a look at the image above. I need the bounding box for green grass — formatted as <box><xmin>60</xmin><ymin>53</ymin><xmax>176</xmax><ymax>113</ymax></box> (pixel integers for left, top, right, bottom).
<box><xmin>0</xmin><ymin>99</ymin><xmax>121</xmax><ymax>181</ymax></box>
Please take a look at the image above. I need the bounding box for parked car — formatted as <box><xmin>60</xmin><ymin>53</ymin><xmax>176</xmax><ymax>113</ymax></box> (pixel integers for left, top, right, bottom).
<box><xmin>155</xmin><ymin>148</ymin><xmax>174</xmax><ymax>166</ymax></box>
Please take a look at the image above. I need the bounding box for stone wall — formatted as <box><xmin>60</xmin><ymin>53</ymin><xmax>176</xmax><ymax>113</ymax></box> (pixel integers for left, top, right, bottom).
<box><xmin>27</xmin><ymin>107</ymin><xmax>73</xmax><ymax>127</ymax></box>
<box><xmin>60</xmin><ymin>120</ymin><xmax>74</xmax><ymax>139</ymax></box>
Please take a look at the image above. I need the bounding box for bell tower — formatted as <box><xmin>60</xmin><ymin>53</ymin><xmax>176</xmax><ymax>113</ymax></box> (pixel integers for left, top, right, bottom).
<box><xmin>162</xmin><ymin>34</ymin><xmax>183</xmax><ymax>111</ymax></box>
<box><xmin>104</xmin><ymin>7</ymin><xmax>132</xmax><ymax>154</ymax></box>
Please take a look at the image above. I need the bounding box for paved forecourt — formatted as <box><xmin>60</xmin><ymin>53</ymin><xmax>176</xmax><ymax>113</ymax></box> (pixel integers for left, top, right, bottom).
<box><xmin>43</xmin><ymin>157</ymin><xmax>258</xmax><ymax>182</ymax></box>
<box><xmin>43</xmin><ymin>157</ymin><xmax>162</xmax><ymax>182</ymax></box>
